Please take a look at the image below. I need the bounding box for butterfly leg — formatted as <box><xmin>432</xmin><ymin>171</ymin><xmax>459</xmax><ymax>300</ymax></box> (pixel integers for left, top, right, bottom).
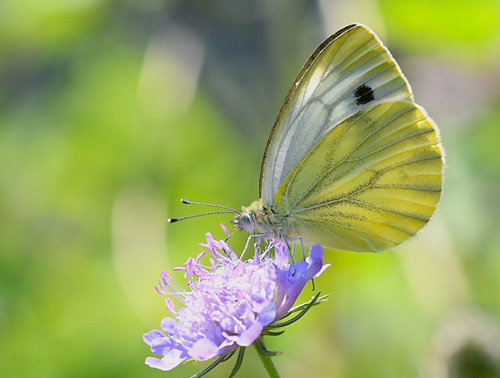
<box><xmin>241</xmin><ymin>232</ymin><xmax>270</xmax><ymax>259</ymax></box>
<box><xmin>294</xmin><ymin>236</ymin><xmax>316</xmax><ymax>289</ymax></box>
<box><xmin>280</xmin><ymin>232</ymin><xmax>306</xmax><ymax>261</ymax></box>
<box><xmin>277</xmin><ymin>228</ymin><xmax>295</xmax><ymax>264</ymax></box>
<box><xmin>279</xmin><ymin>232</ymin><xmax>316</xmax><ymax>288</ymax></box>
<box><xmin>223</xmin><ymin>228</ymin><xmax>237</xmax><ymax>250</ymax></box>
<box><xmin>279</xmin><ymin>229</ymin><xmax>308</xmax><ymax>276</ymax></box>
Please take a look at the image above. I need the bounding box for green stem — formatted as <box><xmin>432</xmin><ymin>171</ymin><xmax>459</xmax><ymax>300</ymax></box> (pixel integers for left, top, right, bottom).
<box><xmin>254</xmin><ymin>339</ymin><xmax>280</xmax><ymax>378</ymax></box>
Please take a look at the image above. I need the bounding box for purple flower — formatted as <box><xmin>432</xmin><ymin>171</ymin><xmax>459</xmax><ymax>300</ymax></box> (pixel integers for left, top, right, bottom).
<box><xmin>143</xmin><ymin>232</ymin><xmax>328</xmax><ymax>371</ymax></box>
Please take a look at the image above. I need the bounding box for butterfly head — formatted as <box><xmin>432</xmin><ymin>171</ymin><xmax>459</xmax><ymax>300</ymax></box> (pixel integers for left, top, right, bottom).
<box><xmin>231</xmin><ymin>211</ymin><xmax>255</xmax><ymax>233</ymax></box>
<box><xmin>231</xmin><ymin>199</ymin><xmax>281</xmax><ymax>238</ymax></box>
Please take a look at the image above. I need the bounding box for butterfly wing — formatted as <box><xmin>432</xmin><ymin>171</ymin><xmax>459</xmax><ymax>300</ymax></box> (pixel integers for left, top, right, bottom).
<box><xmin>275</xmin><ymin>100</ymin><xmax>443</xmax><ymax>252</ymax></box>
<box><xmin>259</xmin><ymin>24</ymin><xmax>444</xmax><ymax>251</ymax></box>
<box><xmin>260</xmin><ymin>24</ymin><xmax>413</xmax><ymax>206</ymax></box>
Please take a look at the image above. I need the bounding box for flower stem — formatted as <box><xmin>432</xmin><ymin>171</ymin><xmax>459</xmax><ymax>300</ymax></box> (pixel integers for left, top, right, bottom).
<box><xmin>254</xmin><ymin>339</ymin><xmax>280</xmax><ymax>378</ymax></box>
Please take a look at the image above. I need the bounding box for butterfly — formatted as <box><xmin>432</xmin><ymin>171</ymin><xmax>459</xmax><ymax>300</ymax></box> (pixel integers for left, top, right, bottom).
<box><xmin>172</xmin><ymin>24</ymin><xmax>444</xmax><ymax>253</ymax></box>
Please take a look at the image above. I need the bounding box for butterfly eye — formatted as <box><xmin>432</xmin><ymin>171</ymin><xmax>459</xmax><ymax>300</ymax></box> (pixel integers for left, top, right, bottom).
<box><xmin>239</xmin><ymin>213</ymin><xmax>251</xmax><ymax>226</ymax></box>
<box><xmin>231</xmin><ymin>212</ymin><xmax>255</xmax><ymax>233</ymax></box>
<box><xmin>354</xmin><ymin>84</ymin><xmax>375</xmax><ymax>105</ymax></box>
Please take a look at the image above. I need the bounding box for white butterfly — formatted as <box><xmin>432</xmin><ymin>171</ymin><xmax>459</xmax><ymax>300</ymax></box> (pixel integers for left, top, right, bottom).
<box><xmin>174</xmin><ymin>24</ymin><xmax>444</xmax><ymax>253</ymax></box>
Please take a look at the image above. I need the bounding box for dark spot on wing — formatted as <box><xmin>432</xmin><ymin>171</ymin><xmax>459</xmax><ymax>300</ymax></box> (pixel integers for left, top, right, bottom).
<box><xmin>354</xmin><ymin>84</ymin><xmax>374</xmax><ymax>105</ymax></box>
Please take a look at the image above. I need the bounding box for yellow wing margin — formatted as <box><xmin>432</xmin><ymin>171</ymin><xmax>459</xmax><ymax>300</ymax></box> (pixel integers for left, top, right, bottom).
<box><xmin>275</xmin><ymin>100</ymin><xmax>444</xmax><ymax>252</ymax></box>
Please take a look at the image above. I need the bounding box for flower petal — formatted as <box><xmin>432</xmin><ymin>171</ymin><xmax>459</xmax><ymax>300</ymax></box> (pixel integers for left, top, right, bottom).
<box><xmin>145</xmin><ymin>348</ymin><xmax>186</xmax><ymax>371</ymax></box>
<box><xmin>305</xmin><ymin>244</ymin><xmax>325</xmax><ymax>279</ymax></box>
<box><xmin>160</xmin><ymin>317</ymin><xmax>177</xmax><ymax>335</ymax></box>
<box><xmin>274</xmin><ymin>244</ymin><xmax>325</xmax><ymax>320</ymax></box>
<box><xmin>149</xmin><ymin>335</ymin><xmax>173</xmax><ymax>355</ymax></box>
<box><xmin>237</xmin><ymin>322</ymin><xmax>264</xmax><ymax>347</ymax></box>
<box><xmin>274</xmin><ymin>242</ymin><xmax>288</xmax><ymax>268</ymax></box>
<box><xmin>143</xmin><ymin>330</ymin><xmax>164</xmax><ymax>346</ymax></box>
<box><xmin>188</xmin><ymin>338</ymin><xmax>220</xmax><ymax>360</ymax></box>
<box><xmin>237</xmin><ymin>302</ymin><xmax>276</xmax><ymax>346</ymax></box>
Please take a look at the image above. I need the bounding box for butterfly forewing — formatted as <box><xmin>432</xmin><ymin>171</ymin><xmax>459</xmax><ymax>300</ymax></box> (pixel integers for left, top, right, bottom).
<box><xmin>274</xmin><ymin>100</ymin><xmax>443</xmax><ymax>252</ymax></box>
<box><xmin>260</xmin><ymin>24</ymin><xmax>413</xmax><ymax>206</ymax></box>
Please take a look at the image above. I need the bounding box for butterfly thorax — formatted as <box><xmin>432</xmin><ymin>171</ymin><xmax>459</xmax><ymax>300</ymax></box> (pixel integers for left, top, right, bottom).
<box><xmin>231</xmin><ymin>199</ymin><xmax>287</xmax><ymax>240</ymax></box>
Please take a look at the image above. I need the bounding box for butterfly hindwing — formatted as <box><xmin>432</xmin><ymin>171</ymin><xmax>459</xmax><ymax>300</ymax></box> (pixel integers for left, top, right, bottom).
<box><xmin>274</xmin><ymin>100</ymin><xmax>443</xmax><ymax>252</ymax></box>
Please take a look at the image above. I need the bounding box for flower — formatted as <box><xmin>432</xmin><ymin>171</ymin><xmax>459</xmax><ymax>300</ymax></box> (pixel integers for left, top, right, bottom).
<box><xmin>143</xmin><ymin>231</ymin><xmax>328</xmax><ymax>372</ymax></box>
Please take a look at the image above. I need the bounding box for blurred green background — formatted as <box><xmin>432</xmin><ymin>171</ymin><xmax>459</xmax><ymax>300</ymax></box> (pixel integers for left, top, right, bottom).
<box><xmin>1</xmin><ymin>0</ymin><xmax>500</xmax><ymax>377</ymax></box>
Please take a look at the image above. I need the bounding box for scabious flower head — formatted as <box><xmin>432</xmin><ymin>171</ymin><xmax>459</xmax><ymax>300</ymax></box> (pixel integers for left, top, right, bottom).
<box><xmin>143</xmin><ymin>230</ymin><xmax>328</xmax><ymax>372</ymax></box>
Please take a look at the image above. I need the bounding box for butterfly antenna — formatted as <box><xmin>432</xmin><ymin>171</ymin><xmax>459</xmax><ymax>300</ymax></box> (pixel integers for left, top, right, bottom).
<box><xmin>168</xmin><ymin>199</ymin><xmax>238</xmax><ymax>223</ymax></box>
<box><xmin>180</xmin><ymin>199</ymin><xmax>238</xmax><ymax>212</ymax></box>
<box><xmin>168</xmin><ymin>211</ymin><xmax>236</xmax><ymax>223</ymax></box>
